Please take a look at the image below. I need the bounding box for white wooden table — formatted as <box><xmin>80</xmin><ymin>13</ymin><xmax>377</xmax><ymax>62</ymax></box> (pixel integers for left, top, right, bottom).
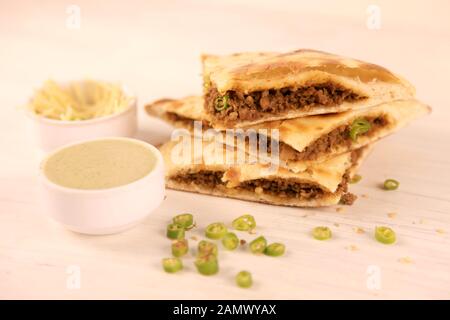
<box><xmin>1</xmin><ymin>0</ymin><xmax>449</xmax><ymax>299</ymax></box>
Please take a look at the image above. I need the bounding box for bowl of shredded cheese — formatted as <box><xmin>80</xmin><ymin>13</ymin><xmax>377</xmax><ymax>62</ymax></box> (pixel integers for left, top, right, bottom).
<box><xmin>27</xmin><ymin>79</ymin><xmax>137</xmax><ymax>151</ymax></box>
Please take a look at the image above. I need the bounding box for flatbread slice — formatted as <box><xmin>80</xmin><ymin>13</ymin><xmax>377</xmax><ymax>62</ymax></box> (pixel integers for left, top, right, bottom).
<box><xmin>202</xmin><ymin>49</ymin><xmax>416</xmax><ymax>128</ymax></box>
<box><xmin>146</xmin><ymin>96</ymin><xmax>210</xmax><ymax>130</ymax></box>
<box><xmin>146</xmin><ymin>96</ymin><xmax>430</xmax><ymax>172</ymax></box>
<box><xmin>160</xmin><ymin>138</ymin><xmax>373</xmax><ymax>207</ymax></box>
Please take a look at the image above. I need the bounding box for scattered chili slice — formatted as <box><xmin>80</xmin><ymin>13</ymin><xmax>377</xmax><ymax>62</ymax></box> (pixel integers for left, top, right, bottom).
<box><xmin>205</xmin><ymin>222</ymin><xmax>228</xmax><ymax>239</ymax></box>
<box><xmin>350</xmin><ymin>174</ymin><xmax>362</xmax><ymax>184</ymax></box>
<box><xmin>166</xmin><ymin>223</ymin><xmax>185</xmax><ymax>240</ymax></box>
<box><xmin>349</xmin><ymin>118</ymin><xmax>371</xmax><ymax>141</ymax></box>
<box><xmin>383</xmin><ymin>179</ymin><xmax>399</xmax><ymax>191</ymax></box>
<box><xmin>375</xmin><ymin>226</ymin><xmax>396</xmax><ymax>244</ymax></box>
<box><xmin>232</xmin><ymin>214</ymin><xmax>256</xmax><ymax>232</ymax></box>
<box><xmin>171</xmin><ymin>239</ymin><xmax>189</xmax><ymax>257</ymax></box>
<box><xmin>173</xmin><ymin>213</ymin><xmax>194</xmax><ymax>229</ymax></box>
<box><xmin>195</xmin><ymin>254</ymin><xmax>219</xmax><ymax>276</ymax></box>
<box><xmin>162</xmin><ymin>257</ymin><xmax>183</xmax><ymax>273</ymax></box>
<box><xmin>198</xmin><ymin>240</ymin><xmax>218</xmax><ymax>257</ymax></box>
<box><xmin>222</xmin><ymin>232</ymin><xmax>239</xmax><ymax>251</ymax></box>
<box><xmin>235</xmin><ymin>271</ymin><xmax>253</xmax><ymax>288</ymax></box>
<box><xmin>214</xmin><ymin>95</ymin><xmax>229</xmax><ymax>111</ymax></box>
<box><xmin>312</xmin><ymin>226</ymin><xmax>332</xmax><ymax>240</ymax></box>
<box><xmin>249</xmin><ymin>236</ymin><xmax>267</xmax><ymax>254</ymax></box>
<box><xmin>264</xmin><ymin>243</ymin><xmax>286</xmax><ymax>257</ymax></box>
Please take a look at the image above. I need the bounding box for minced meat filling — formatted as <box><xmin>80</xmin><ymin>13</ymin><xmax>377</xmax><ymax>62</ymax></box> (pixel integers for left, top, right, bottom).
<box><xmin>340</xmin><ymin>192</ymin><xmax>357</xmax><ymax>205</ymax></box>
<box><xmin>271</xmin><ymin>116</ymin><xmax>388</xmax><ymax>161</ymax></box>
<box><xmin>238</xmin><ymin>178</ymin><xmax>326</xmax><ymax>199</ymax></box>
<box><xmin>205</xmin><ymin>82</ymin><xmax>365</xmax><ymax>123</ymax></box>
<box><xmin>170</xmin><ymin>150</ymin><xmax>359</xmax><ymax>200</ymax></box>
<box><xmin>238</xmin><ymin>171</ymin><xmax>351</xmax><ymax>200</ymax></box>
<box><xmin>171</xmin><ymin>170</ymin><xmax>224</xmax><ymax>189</ymax></box>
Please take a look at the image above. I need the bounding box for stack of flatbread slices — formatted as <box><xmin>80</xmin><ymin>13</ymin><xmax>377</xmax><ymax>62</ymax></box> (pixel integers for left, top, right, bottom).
<box><xmin>146</xmin><ymin>49</ymin><xmax>430</xmax><ymax>207</ymax></box>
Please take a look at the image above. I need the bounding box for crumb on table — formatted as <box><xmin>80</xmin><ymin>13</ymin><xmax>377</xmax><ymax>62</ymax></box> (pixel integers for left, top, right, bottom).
<box><xmin>345</xmin><ymin>245</ymin><xmax>359</xmax><ymax>251</ymax></box>
<box><xmin>398</xmin><ymin>257</ymin><xmax>414</xmax><ymax>264</ymax></box>
<box><xmin>354</xmin><ymin>227</ymin><xmax>365</xmax><ymax>234</ymax></box>
<box><xmin>387</xmin><ymin>212</ymin><xmax>397</xmax><ymax>219</ymax></box>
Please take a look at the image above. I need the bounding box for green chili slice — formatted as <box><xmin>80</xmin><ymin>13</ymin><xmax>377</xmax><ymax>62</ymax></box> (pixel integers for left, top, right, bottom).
<box><xmin>171</xmin><ymin>239</ymin><xmax>189</xmax><ymax>257</ymax></box>
<box><xmin>375</xmin><ymin>226</ymin><xmax>396</xmax><ymax>244</ymax></box>
<box><xmin>383</xmin><ymin>179</ymin><xmax>399</xmax><ymax>191</ymax></box>
<box><xmin>214</xmin><ymin>95</ymin><xmax>229</xmax><ymax>111</ymax></box>
<box><xmin>222</xmin><ymin>232</ymin><xmax>239</xmax><ymax>250</ymax></box>
<box><xmin>198</xmin><ymin>240</ymin><xmax>218</xmax><ymax>257</ymax></box>
<box><xmin>312</xmin><ymin>226</ymin><xmax>332</xmax><ymax>240</ymax></box>
<box><xmin>349</xmin><ymin>118</ymin><xmax>371</xmax><ymax>141</ymax></box>
<box><xmin>350</xmin><ymin>174</ymin><xmax>362</xmax><ymax>184</ymax></box>
<box><xmin>166</xmin><ymin>223</ymin><xmax>185</xmax><ymax>240</ymax></box>
<box><xmin>205</xmin><ymin>222</ymin><xmax>228</xmax><ymax>239</ymax></box>
<box><xmin>249</xmin><ymin>236</ymin><xmax>267</xmax><ymax>254</ymax></box>
<box><xmin>173</xmin><ymin>213</ymin><xmax>194</xmax><ymax>229</ymax></box>
<box><xmin>264</xmin><ymin>243</ymin><xmax>286</xmax><ymax>257</ymax></box>
<box><xmin>235</xmin><ymin>271</ymin><xmax>253</xmax><ymax>288</ymax></box>
<box><xmin>195</xmin><ymin>254</ymin><xmax>219</xmax><ymax>276</ymax></box>
<box><xmin>162</xmin><ymin>257</ymin><xmax>183</xmax><ymax>273</ymax></box>
<box><xmin>232</xmin><ymin>214</ymin><xmax>256</xmax><ymax>232</ymax></box>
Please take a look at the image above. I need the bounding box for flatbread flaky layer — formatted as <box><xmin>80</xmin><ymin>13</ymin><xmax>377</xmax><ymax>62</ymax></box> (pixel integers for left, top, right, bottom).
<box><xmin>160</xmin><ymin>138</ymin><xmax>373</xmax><ymax>207</ymax></box>
<box><xmin>202</xmin><ymin>49</ymin><xmax>416</xmax><ymax>128</ymax></box>
<box><xmin>145</xmin><ymin>96</ymin><xmax>430</xmax><ymax>172</ymax></box>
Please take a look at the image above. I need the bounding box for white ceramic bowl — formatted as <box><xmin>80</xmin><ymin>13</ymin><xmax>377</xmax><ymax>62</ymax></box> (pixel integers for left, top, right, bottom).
<box><xmin>27</xmin><ymin>87</ymin><xmax>137</xmax><ymax>152</ymax></box>
<box><xmin>38</xmin><ymin>137</ymin><xmax>165</xmax><ymax>235</ymax></box>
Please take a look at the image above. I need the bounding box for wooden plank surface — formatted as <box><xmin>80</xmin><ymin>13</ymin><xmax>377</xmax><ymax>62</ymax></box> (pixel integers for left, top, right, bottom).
<box><xmin>1</xmin><ymin>0</ymin><xmax>449</xmax><ymax>299</ymax></box>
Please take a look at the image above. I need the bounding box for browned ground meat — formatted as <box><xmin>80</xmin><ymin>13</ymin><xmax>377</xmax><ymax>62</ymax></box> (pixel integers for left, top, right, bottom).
<box><xmin>270</xmin><ymin>116</ymin><xmax>388</xmax><ymax>161</ymax></box>
<box><xmin>205</xmin><ymin>82</ymin><xmax>365</xmax><ymax>125</ymax></box>
<box><xmin>339</xmin><ymin>192</ymin><xmax>357</xmax><ymax>205</ymax></box>
<box><xmin>171</xmin><ymin>170</ymin><xmax>224</xmax><ymax>189</ymax></box>
<box><xmin>238</xmin><ymin>178</ymin><xmax>325</xmax><ymax>199</ymax></box>
<box><xmin>169</xmin><ymin>150</ymin><xmax>361</xmax><ymax>204</ymax></box>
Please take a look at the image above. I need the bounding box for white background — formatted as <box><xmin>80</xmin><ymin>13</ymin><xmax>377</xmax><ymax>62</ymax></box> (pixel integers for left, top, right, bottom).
<box><xmin>1</xmin><ymin>0</ymin><xmax>449</xmax><ymax>299</ymax></box>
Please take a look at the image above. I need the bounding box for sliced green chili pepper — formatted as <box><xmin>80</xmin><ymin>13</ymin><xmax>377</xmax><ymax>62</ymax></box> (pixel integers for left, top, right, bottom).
<box><xmin>195</xmin><ymin>254</ymin><xmax>219</xmax><ymax>275</ymax></box>
<box><xmin>232</xmin><ymin>214</ymin><xmax>256</xmax><ymax>232</ymax></box>
<box><xmin>249</xmin><ymin>236</ymin><xmax>267</xmax><ymax>254</ymax></box>
<box><xmin>222</xmin><ymin>232</ymin><xmax>239</xmax><ymax>250</ymax></box>
<box><xmin>162</xmin><ymin>257</ymin><xmax>183</xmax><ymax>273</ymax></box>
<box><xmin>171</xmin><ymin>239</ymin><xmax>188</xmax><ymax>257</ymax></box>
<box><xmin>198</xmin><ymin>240</ymin><xmax>218</xmax><ymax>257</ymax></box>
<box><xmin>312</xmin><ymin>226</ymin><xmax>332</xmax><ymax>240</ymax></box>
<box><xmin>383</xmin><ymin>179</ymin><xmax>399</xmax><ymax>191</ymax></box>
<box><xmin>173</xmin><ymin>213</ymin><xmax>194</xmax><ymax>229</ymax></box>
<box><xmin>235</xmin><ymin>271</ymin><xmax>253</xmax><ymax>288</ymax></box>
<box><xmin>349</xmin><ymin>118</ymin><xmax>371</xmax><ymax>141</ymax></box>
<box><xmin>205</xmin><ymin>222</ymin><xmax>228</xmax><ymax>239</ymax></box>
<box><xmin>166</xmin><ymin>223</ymin><xmax>185</xmax><ymax>240</ymax></box>
<box><xmin>264</xmin><ymin>243</ymin><xmax>286</xmax><ymax>257</ymax></box>
<box><xmin>214</xmin><ymin>95</ymin><xmax>229</xmax><ymax>111</ymax></box>
<box><xmin>375</xmin><ymin>226</ymin><xmax>396</xmax><ymax>244</ymax></box>
<box><xmin>350</xmin><ymin>174</ymin><xmax>362</xmax><ymax>184</ymax></box>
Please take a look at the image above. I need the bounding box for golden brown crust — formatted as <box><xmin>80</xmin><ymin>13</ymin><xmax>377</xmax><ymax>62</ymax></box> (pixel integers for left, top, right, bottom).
<box><xmin>202</xmin><ymin>49</ymin><xmax>416</xmax><ymax>127</ymax></box>
<box><xmin>160</xmin><ymin>137</ymin><xmax>374</xmax><ymax>207</ymax></box>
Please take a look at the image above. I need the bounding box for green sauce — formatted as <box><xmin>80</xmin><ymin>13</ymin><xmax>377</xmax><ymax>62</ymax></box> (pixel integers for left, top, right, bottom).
<box><xmin>43</xmin><ymin>140</ymin><xmax>155</xmax><ymax>190</ymax></box>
